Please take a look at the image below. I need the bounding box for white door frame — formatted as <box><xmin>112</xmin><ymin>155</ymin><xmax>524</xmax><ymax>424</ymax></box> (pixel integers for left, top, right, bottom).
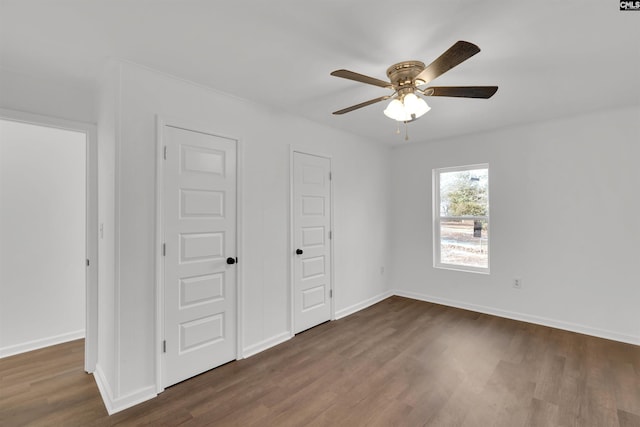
<box><xmin>155</xmin><ymin>116</ymin><xmax>243</xmax><ymax>393</ymax></box>
<box><xmin>288</xmin><ymin>148</ymin><xmax>335</xmax><ymax>336</ymax></box>
<box><xmin>0</xmin><ymin>108</ymin><xmax>98</xmax><ymax>373</ymax></box>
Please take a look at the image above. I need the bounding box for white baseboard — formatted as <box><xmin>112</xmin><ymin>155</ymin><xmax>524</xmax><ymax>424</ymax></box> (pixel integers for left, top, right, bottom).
<box><xmin>393</xmin><ymin>289</ymin><xmax>640</xmax><ymax>346</ymax></box>
<box><xmin>93</xmin><ymin>364</ymin><xmax>115</xmax><ymax>414</ymax></box>
<box><xmin>242</xmin><ymin>331</ymin><xmax>292</xmax><ymax>359</ymax></box>
<box><xmin>93</xmin><ymin>364</ymin><xmax>157</xmax><ymax>415</ymax></box>
<box><xmin>109</xmin><ymin>386</ymin><xmax>157</xmax><ymax>415</ymax></box>
<box><xmin>241</xmin><ymin>291</ymin><xmax>396</xmax><ymax>359</ymax></box>
<box><xmin>335</xmin><ymin>290</ymin><xmax>393</xmax><ymax>320</ymax></box>
<box><xmin>0</xmin><ymin>329</ymin><xmax>85</xmax><ymax>359</ymax></box>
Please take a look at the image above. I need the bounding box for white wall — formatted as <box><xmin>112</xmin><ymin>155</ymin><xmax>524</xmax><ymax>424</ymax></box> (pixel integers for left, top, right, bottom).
<box><xmin>0</xmin><ymin>119</ymin><xmax>86</xmax><ymax>356</ymax></box>
<box><xmin>0</xmin><ymin>67</ymin><xmax>96</xmax><ymax>124</ymax></box>
<box><xmin>390</xmin><ymin>106</ymin><xmax>640</xmax><ymax>345</ymax></box>
<box><xmin>96</xmin><ymin>61</ymin><xmax>391</xmax><ymax>412</ymax></box>
<box><xmin>94</xmin><ymin>62</ymin><xmax>118</xmax><ymax>399</ymax></box>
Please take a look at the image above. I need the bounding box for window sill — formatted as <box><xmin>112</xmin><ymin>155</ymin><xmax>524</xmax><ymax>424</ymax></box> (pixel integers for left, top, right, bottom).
<box><xmin>434</xmin><ymin>264</ymin><xmax>490</xmax><ymax>275</ymax></box>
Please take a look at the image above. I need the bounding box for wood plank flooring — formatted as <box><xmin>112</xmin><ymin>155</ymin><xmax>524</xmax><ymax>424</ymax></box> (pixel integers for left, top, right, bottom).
<box><xmin>1</xmin><ymin>296</ymin><xmax>639</xmax><ymax>426</ymax></box>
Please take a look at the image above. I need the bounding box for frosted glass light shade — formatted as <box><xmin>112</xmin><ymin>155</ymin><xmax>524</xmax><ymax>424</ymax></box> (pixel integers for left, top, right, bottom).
<box><xmin>383</xmin><ymin>99</ymin><xmax>407</xmax><ymax>121</ymax></box>
<box><xmin>383</xmin><ymin>93</ymin><xmax>431</xmax><ymax>122</ymax></box>
<box><xmin>403</xmin><ymin>93</ymin><xmax>420</xmax><ymax>114</ymax></box>
<box><xmin>411</xmin><ymin>96</ymin><xmax>431</xmax><ymax>118</ymax></box>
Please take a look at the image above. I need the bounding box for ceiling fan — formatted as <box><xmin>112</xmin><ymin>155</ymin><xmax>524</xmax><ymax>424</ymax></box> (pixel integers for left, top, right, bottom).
<box><xmin>330</xmin><ymin>41</ymin><xmax>498</xmax><ymax>125</ymax></box>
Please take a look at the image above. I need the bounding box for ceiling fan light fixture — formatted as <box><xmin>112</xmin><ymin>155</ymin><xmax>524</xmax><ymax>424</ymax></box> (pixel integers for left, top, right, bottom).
<box><xmin>411</xmin><ymin>95</ymin><xmax>431</xmax><ymax>118</ymax></box>
<box><xmin>383</xmin><ymin>93</ymin><xmax>430</xmax><ymax>122</ymax></box>
<box><xmin>330</xmin><ymin>41</ymin><xmax>497</xmax><ymax>132</ymax></box>
<box><xmin>383</xmin><ymin>98</ymin><xmax>407</xmax><ymax>121</ymax></box>
<box><xmin>403</xmin><ymin>93</ymin><xmax>430</xmax><ymax>117</ymax></box>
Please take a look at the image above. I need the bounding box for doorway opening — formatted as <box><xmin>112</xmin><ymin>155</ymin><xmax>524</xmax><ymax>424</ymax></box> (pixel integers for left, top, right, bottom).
<box><xmin>0</xmin><ymin>110</ymin><xmax>97</xmax><ymax>372</ymax></box>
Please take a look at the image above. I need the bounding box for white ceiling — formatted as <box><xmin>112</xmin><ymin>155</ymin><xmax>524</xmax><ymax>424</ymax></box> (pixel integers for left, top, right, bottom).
<box><xmin>1</xmin><ymin>0</ymin><xmax>639</xmax><ymax>144</ymax></box>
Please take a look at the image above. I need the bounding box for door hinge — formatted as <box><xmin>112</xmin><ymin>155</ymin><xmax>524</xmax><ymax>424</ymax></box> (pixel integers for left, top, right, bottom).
<box><xmin>330</xmin><ymin>289</ymin><xmax>333</xmax><ymax>298</ymax></box>
<box><xmin>329</xmin><ymin>230</ymin><xmax>332</xmax><ymax>240</ymax></box>
<box><xmin>163</xmin><ymin>146</ymin><xmax>167</xmax><ymax>160</ymax></box>
<box><xmin>162</xmin><ymin>243</ymin><xmax>166</xmax><ymax>256</ymax></box>
<box><xmin>163</xmin><ymin>340</ymin><xmax>166</xmax><ymax>353</ymax></box>
<box><xmin>329</xmin><ymin>171</ymin><xmax>332</xmax><ymax>181</ymax></box>
<box><xmin>86</xmin><ymin>259</ymin><xmax>90</xmax><ymax>267</ymax></box>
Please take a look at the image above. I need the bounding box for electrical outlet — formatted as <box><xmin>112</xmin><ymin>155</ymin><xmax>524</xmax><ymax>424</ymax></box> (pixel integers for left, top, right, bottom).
<box><xmin>513</xmin><ymin>278</ymin><xmax>522</xmax><ymax>289</ymax></box>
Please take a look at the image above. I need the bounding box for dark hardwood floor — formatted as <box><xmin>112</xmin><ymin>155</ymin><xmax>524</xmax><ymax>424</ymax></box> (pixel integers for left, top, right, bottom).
<box><xmin>1</xmin><ymin>296</ymin><xmax>639</xmax><ymax>426</ymax></box>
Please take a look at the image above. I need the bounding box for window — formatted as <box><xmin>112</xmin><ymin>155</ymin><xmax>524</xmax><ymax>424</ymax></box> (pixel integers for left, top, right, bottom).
<box><xmin>433</xmin><ymin>164</ymin><xmax>489</xmax><ymax>273</ymax></box>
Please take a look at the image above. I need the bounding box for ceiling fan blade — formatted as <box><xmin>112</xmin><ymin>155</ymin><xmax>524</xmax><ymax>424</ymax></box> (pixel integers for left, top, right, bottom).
<box><xmin>415</xmin><ymin>41</ymin><xmax>481</xmax><ymax>85</ymax></box>
<box><xmin>422</xmin><ymin>86</ymin><xmax>498</xmax><ymax>99</ymax></box>
<box><xmin>332</xmin><ymin>95</ymin><xmax>391</xmax><ymax>115</ymax></box>
<box><xmin>330</xmin><ymin>69</ymin><xmax>392</xmax><ymax>89</ymax></box>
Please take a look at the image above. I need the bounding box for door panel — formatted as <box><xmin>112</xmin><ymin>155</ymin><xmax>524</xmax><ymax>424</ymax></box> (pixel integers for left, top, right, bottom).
<box><xmin>163</xmin><ymin>125</ymin><xmax>236</xmax><ymax>388</ymax></box>
<box><xmin>293</xmin><ymin>152</ymin><xmax>332</xmax><ymax>334</ymax></box>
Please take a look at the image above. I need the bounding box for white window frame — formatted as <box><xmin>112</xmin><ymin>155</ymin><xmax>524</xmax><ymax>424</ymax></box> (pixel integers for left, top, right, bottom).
<box><xmin>433</xmin><ymin>163</ymin><xmax>490</xmax><ymax>274</ymax></box>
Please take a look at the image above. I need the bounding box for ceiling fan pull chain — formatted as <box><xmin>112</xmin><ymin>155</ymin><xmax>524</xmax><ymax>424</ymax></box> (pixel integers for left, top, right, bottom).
<box><xmin>396</xmin><ymin>121</ymin><xmax>400</xmax><ymax>135</ymax></box>
<box><xmin>405</xmin><ymin>122</ymin><xmax>409</xmax><ymax>141</ymax></box>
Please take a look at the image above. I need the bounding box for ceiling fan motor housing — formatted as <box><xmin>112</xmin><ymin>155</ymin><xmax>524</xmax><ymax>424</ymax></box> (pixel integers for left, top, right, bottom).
<box><xmin>386</xmin><ymin>61</ymin><xmax>426</xmax><ymax>95</ymax></box>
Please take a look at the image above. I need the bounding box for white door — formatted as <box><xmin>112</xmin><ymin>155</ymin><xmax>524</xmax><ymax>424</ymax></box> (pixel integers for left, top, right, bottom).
<box><xmin>293</xmin><ymin>152</ymin><xmax>332</xmax><ymax>334</ymax></box>
<box><xmin>162</xmin><ymin>125</ymin><xmax>237</xmax><ymax>387</ymax></box>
